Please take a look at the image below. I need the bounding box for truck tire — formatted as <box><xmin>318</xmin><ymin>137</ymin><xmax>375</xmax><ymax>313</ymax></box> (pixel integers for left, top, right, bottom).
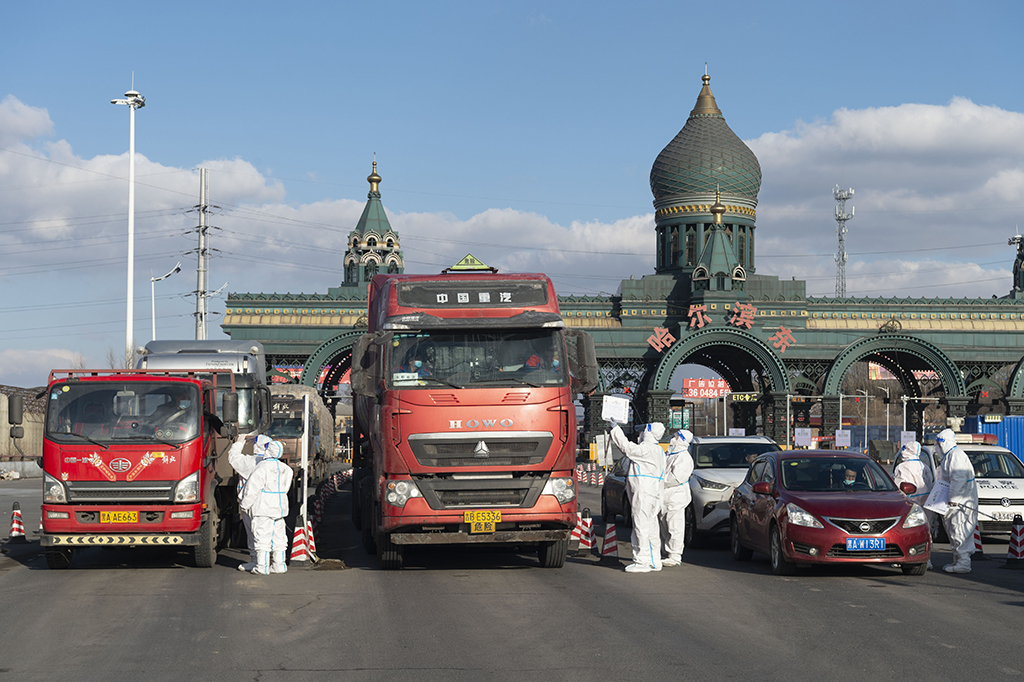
<box><xmin>193</xmin><ymin>515</ymin><xmax>218</xmax><ymax>568</ymax></box>
<box><xmin>377</xmin><ymin>532</ymin><xmax>403</xmax><ymax>570</ymax></box>
<box><xmin>44</xmin><ymin>547</ymin><xmax>73</xmax><ymax>570</ymax></box>
<box><xmin>537</xmin><ymin>538</ymin><xmax>569</xmax><ymax>568</ymax></box>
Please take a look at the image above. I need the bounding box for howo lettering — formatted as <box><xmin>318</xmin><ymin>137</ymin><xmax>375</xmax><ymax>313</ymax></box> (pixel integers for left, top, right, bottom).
<box><xmin>350</xmin><ymin>258</ymin><xmax>599</xmax><ymax>569</ymax></box>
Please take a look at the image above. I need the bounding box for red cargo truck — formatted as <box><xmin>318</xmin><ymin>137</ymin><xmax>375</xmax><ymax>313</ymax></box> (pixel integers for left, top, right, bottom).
<box><xmin>351</xmin><ymin>265</ymin><xmax>599</xmax><ymax>569</ymax></box>
<box><xmin>34</xmin><ymin>369</ymin><xmax>240</xmax><ymax>569</ymax></box>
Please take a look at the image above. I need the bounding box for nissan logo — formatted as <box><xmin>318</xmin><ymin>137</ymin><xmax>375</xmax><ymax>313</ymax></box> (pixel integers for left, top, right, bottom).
<box><xmin>859</xmin><ymin>522</ymin><xmax>871</xmax><ymax>533</ymax></box>
<box><xmin>1002</xmin><ymin>498</ymin><xmax>1012</xmax><ymax>508</ymax></box>
<box><xmin>110</xmin><ymin>458</ymin><xmax>131</xmax><ymax>473</ymax></box>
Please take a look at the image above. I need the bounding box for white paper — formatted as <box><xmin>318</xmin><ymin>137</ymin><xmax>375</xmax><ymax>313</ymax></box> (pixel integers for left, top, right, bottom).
<box><xmin>924</xmin><ymin>479</ymin><xmax>950</xmax><ymax>515</ymax></box>
<box><xmin>900</xmin><ymin>431</ymin><xmax>917</xmax><ymax>448</ymax></box>
<box><xmin>601</xmin><ymin>395</ymin><xmax>631</xmax><ymax>424</ymax></box>
<box><xmin>794</xmin><ymin>428</ymin><xmax>812</xmax><ymax>447</ymax></box>
<box><xmin>594</xmin><ymin>434</ymin><xmax>617</xmax><ymax>466</ymax></box>
<box><xmin>835</xmin><ymin>429</ymin><xmax>852</xmax><ymax>448</ymax></box>
<box><xmin>728</xmin><ymin>428</ymin><xmax>746</xmax><ymax>437</ymax></box>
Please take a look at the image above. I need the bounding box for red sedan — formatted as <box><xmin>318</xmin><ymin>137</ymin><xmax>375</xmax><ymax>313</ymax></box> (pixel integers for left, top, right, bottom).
<box><xmin>730</xmin><ymin>450</ymin><xmax>930</xmax><ymax>576</ymax></box>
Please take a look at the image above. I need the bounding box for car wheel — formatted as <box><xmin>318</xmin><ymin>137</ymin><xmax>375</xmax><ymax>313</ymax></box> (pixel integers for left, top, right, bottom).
<box><xmin>731</xmin><ymin>517</ymin><xmax>752</xmax><ymax>561</ymax></box>
<box><xmin>901</xmin><ymin>562</ymin><xmax>928</xmax><ymax>576</ymax></box>
<box><xmin>684</xmin><ymin>504</ymin><xmax>700</xmax><ymax>549</ymax></box>
<box><xmin>769</xmin><ymin>525</ymin><xmax>797</xmax><ymax>576</ymax></box>
<box><xmin>601</xmin><ymin>491</ymin><xmax>615</xmax><ymax>523</ymax></box>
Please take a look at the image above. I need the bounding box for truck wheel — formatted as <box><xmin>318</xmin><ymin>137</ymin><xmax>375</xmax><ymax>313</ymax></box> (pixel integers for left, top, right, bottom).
<box><xmin>537</xmin><ymin>538</ymin><xmax>569</xmax><ymax>568</ymax></box>
<box><xmin>377</xmin><ymin>532</ymin><xmax>403</xmax><ymax>570</ymax></box>
<box><xmin>44</xmin><ymin>547</ymin><xmax>73</xmax><ymax>570</ymax></box>
<box><xmin>193</xmin><ymin>515</ymin><xmax>218</xmax><ymax>568</ymax></box>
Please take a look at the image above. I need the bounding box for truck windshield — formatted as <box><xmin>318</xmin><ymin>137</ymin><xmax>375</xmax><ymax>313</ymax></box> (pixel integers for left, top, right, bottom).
<box><xmin>387</xmin><ymin>330</ymin><xmax>567</xmax><ymax>389</ymax></box>
<box><xmin>46</xmin><ymin>382</ymin><xmax>200</xmax><ymax>444</ymax></box>
<box><xmin>268</xmin><ymin>418</ymin><xmax>303</xmax><ymax>438</ymax></box>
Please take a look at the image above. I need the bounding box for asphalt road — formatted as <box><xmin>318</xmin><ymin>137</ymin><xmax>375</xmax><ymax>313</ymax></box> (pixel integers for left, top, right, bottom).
<box><xmin>2</xmin><ymin>477</ymin><xmax>1023</xmax><ymax>682</ymax></box>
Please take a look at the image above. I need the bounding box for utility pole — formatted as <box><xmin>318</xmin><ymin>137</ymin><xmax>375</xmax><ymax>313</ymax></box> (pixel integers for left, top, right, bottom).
<box><xmin>833</xmin><ymin>185</ymin><xmax>854</xmax><ymax>298</ymax></box>
<box><xmin>193</xmin><ymin>168</ymin><xmax>210</xmax><ymax>339</ymax></box>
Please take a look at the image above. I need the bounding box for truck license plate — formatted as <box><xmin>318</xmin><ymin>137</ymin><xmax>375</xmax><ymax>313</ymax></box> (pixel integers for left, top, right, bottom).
<box><xmin>846</xmin><ymin>537</ymin><xmax>885</xmax><ymax>551</ymax></box>
<box><xmin>464</xmin><ymin>510</ymin><xmax>501</xmax><ymax>533</ymax></box>
<box><xmin>100</xmin><ymin>511</ymin><xmax>138</xmax><ymax>524</ymax></box>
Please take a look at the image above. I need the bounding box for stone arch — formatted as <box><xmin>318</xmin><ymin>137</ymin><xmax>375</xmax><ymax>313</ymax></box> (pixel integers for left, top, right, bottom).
<box><xmin>300</xmin><ymin>330</ymin><xmax>366</xmax><ymax>389</ymax></box>
<box><xmin>649</xmin><ymin>327</ymin><xmax>791</xmax><ymax>394</ymax></box>
<box><xmin>822</xmin><ymin>334</ymin><xmax>967</xmax><ymax>396</ymax></box>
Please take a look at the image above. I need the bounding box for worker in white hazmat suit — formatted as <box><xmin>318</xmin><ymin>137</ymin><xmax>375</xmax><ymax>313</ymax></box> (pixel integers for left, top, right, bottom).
<box><xmin>660</xmin><ymin>429</ymin><xmax>694</xmax><ymax>567</ymax></box>
<box><xmin>227</xmin><ymin>433</ymin><xmax>266</xmax><ymax>571</ymax></box>
<box><xmin>609</xmin><ymin>420</ymin><xmax>666</xmax><ymax>573</ymax></box>
<box><xmin>240</xmin><ymin>438</ymin><xmax>294</xmax><ymax>575</ymax></box>
<box><xmin>934</xmin><ymin>428</ymin><xmax>979</xmax><ymax>573</ymax></box>
<box><xmin>893</xmin><ymin>440</ymin><xmax>934</xmax><ymax>570</ymax></box>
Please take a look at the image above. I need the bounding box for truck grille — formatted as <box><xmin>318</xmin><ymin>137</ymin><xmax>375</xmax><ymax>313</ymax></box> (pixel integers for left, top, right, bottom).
<box><xmin>414</xmin><ymin>475</ymin><xmax>547</xmax><ymax>510</ymax></box>
<box><xmin>65</xmin><ymin>480</ymin><xmax>176</xmax><ymax>503</ymax></box>
<box><xmin>408</xmin><ymin>431</ymin><xmax>553</xmax><ymax>468</ymax></box>
<box><xmin>437</xmin><ymin>490</ymin><xmax>528</xmax><ymax>507</ymax></box>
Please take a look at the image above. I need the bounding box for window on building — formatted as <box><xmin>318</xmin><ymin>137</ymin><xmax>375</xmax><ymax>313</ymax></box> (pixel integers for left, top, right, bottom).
<box><xmin>367</xmin><ymin>237</ymin><xmax>377</xmax><ymax>248</ymax></box>
<box><xmin>388</xmin><ymin>260</ymin><xmax>399</xmax><ymax>274</ymax></box>
<box><xmin>346</xmin><ymin>262</ymin><xmax>358</xmax><ymax>283</ymax></box>
<box><xmin>738</xmin><ymin>232</ymin><xmax>746</xmax><ymax>268</ymax></box>
<box><xmin>686</xmin><ymin>228</ymin><xmax>696</xmax><ymax>266</ymax></box>
<box><xmin>366</xmin><ymin>262</ymin><xmax>378</xmax><ymax>279</ymax></box>
<box><xmin>669</xmin><ymin>225</ymin><xmax>679</xmax><ymax>266</ymax></box>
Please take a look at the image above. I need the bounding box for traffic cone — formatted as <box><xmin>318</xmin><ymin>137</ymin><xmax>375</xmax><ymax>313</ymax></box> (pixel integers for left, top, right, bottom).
<box><xmin>589</xmin><ymin>471</ymin><xmax>597</xmax><ymax>486</ymax></box>
<box><xmin>579</xmin><ymin>514</ymin><xmax>594</xmax><ymax>553</ymax></box>
<box><xmin>8</xmin><ymin>502</ymin><xmax>27</xmax><ymax>544</ymax></box>
<box><xmin>570</xmin><ymin>511</ymin><xmax>583</xmax><ymax>545</ymax></box>
<box><xmin>289</xmin><ymin>523</ymin><xmax>310</xmax><ymax>562</ymax></box>
<box><xmin>597</xmin><ymin>471</ymin><xmax>605</xmax><ymax>486</ymax></box>
<box><xmin>601</xmin><ymin>522</ymin><xmax>619</xmax><ymax>560</ymax></box>
<box><xmin>1005</xmin><ymin>515</ymin><xmax>1024</xmax><ymax>569</ymax></box>
<box><xmin>972</xmin><ymin>522</ymin><xmax>989</xmax><ymax>561</ymax></box>
<box><xmin>305</xmin><ymin>519</ymin><xmax>317</xmax><ymax>555</ymax></box>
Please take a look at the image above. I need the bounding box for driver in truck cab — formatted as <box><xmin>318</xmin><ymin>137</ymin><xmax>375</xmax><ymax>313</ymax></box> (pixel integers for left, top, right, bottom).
<box><xmin>147</xmin><ymin>385</ymin><xmax>193</xmax><ymax>428</ymax></box>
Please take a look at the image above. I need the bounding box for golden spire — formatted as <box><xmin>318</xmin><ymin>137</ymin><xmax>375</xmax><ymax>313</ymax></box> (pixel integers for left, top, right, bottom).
<box><xmin>690</xmin><ymin>72</ymin><xmax>722</xmax><ymax>117</ymax></box>
<box><xmin>367</xmin><ymin>160</ymin><xmax>382</xmax><ymax>194</ymax></box>
<box><xmin>711</xmin><ymin>188</ymin><xmax>726</xmax><ymax>224</ymax></box>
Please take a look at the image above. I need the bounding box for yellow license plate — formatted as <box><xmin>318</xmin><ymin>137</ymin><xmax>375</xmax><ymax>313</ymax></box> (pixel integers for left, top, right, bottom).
<box><xmin>100</xmin><ymin>511</ymin><xmax>138</xmax><ymax>524</ymax></box>
<box><xmin>464</xmin><ymin>510</ymin><xmax>501</xmax><ymax>533</ymax></box>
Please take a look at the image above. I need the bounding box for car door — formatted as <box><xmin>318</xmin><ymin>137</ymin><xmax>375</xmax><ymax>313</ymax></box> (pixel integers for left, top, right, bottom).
<box><xmin>749</xmin><ymin>456</ymin><xmax>778</xmax><ymax>553</ymax></box>
<box><xmin>734</xmin><ymin>459</ymin><xmax>765</xmax><ymax>541</ymax></box>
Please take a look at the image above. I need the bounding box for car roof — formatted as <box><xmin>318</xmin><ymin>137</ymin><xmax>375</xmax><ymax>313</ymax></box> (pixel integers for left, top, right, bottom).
<box><xmin>773</xmin><ymin>450</ymin><xmax>874</xmax><ymax>460</ymax></box>
<box><xmin>691</xmin><ymin>435</ymin><xmax>776</xmax><ymax>444</ymax></box>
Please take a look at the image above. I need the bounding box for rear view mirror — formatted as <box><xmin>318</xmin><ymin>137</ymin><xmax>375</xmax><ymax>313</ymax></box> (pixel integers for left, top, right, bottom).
<box><xmin>752</xmin><ymin>481</ymin><xmax>772</xmax><ymax>495</ymax></box>
<box><xmin>899</xmin><ymin>482</ymin><xmax>917</xmax><ymax>495</ymax></box>
<box><xmin>222</xmin><ymin>392</ymin><xmax>239</xmax><ymax>425</ymax></box>
<box><xmin>8</xmin><ymin>395</ymin><xmax>23</xmax><ymax>425</ymax></box>
<box><xmin>351</xmin><ymin>334</ymin><xmax>378</xmax><ymax>398</ymax></box>
<box><xmin>566</xmin><ymin>329</ymin><xmax>600</xmax><ymax>394</ymax></box>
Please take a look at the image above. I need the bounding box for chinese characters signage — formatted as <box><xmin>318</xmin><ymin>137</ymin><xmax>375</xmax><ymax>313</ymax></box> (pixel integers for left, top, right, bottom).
<box><xmin>396</xmin><ymin>281</ymin><xmax>548</xmax><ymax>308</ymax></box>
<box><xmin>682</xmin><ymin>378</ymin><xmax>731</xmax><ymax>399</ymax></box>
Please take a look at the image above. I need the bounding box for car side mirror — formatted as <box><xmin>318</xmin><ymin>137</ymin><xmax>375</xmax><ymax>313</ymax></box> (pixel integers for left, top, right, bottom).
<box><xmin>752</xmin><ymin>481</ymin><xmax>772</xmax><ymax>495</ymax></box>
<box><xmin>899</xmin><ymin>481</ymin><xmax>917</xmax><ymax>495</ymax></box>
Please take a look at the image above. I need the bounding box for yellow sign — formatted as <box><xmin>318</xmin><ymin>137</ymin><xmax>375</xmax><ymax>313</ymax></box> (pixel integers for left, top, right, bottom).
<box><xmin>731</xmin><ymin>393</ymin><xmax>760</xmax><ymax>403</ymax></box>
<box><xmin>100</xmin><ymin>511</ymin><xmax>138</xmax><ymax>524</ymax></box>
<box><xmin>450</xmin><ymin>254</ymin><xmax>490</xmax><ymax>271</ymax></box>
<box><xmin>464</xmin><ymin>510</ymin><xmax>501</xmax><ymax>533</ymax></box>
<box><xmin>49</xmin><ymin>535</ymin><xmax>184</xmax><ymax>545</ymax></box>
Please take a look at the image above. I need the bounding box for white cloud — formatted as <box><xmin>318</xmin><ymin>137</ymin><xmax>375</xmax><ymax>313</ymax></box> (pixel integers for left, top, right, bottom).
<box><xmin>0</xmin><ymin>95</ymin><xmax>53</xmax><ymax>146</ymax></box>
<box><xmin>0</xmin><ymin>348</ymin><xmax>82</xmax><ymax>388</ymax></box>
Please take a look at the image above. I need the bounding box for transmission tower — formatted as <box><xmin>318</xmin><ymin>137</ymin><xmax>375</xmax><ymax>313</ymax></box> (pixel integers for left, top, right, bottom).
<box><xmin>833</xmin><ymin>185</ymin><xmax>854</xmax><ymax>298</ymax></box>
<box><xmin>189</xmin><ymin>169</ymin><xmax>221</xmax><ymax>339</ymax></box>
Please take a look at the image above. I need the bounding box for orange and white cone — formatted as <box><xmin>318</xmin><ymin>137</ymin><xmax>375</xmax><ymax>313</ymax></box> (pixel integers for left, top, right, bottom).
<box><xmin>289</xmin><ymin>523</ymin><xmax>310</xmax><ymax>562</ymax></box>
<box><xmin>1006</xmin><ymin>514</ymin><xmax>1024</xmax><ymax>568</ymax></box>
<box><xmin>972</xmin><ymin>522</ymin><xmax>989</xmax><ymax>560</ymax></box>
<box><xmin>601</xmin><ymin>522</ymin><xmax>619</xmax><ymax>559</ymax></box>
<box><xmin>305</xmin><ymin>519</ymin><xmax>317</xmax><ymax>555</ymax></box>
<box><xmin>579</xmin><ymin>515</ymin><xmax>594</xmax><ymax>553</ymax></box>
<box><xmin>8</xmin><ymin>502</ymin><xmax>27</xmax><ymax>544</ymax></box>
<box><xmin>570</xmin><ymin>511</ymin><xmax>583</xmax><ymax>545</ymax></box>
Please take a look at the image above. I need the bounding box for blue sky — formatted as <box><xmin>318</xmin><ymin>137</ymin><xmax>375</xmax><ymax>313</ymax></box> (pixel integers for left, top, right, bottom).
<box><xmin>3</xmin><ymin>1</ymin><xmax>1024</xmax><ymax>386</ymax></box>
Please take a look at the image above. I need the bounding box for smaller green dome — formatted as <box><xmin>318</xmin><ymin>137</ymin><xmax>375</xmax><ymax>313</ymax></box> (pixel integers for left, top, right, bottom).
<box><xmin>650</xmin><ymin>74</ymin><xmax>762</xmax><ymax>205</ymax></box>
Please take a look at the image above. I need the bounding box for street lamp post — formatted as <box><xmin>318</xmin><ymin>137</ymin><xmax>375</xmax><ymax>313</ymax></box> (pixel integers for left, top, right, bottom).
<box><xmin>880</xmin><ymin>385</ymin><xmax>891</xmax><ymax>442</ymax></box>
<box><xmin>856</xmin><ymin>389</ymin><xmax>869</xmax><ymax>452</ymax></box>
<box><xmin>150</xmin><ymin>262</ymin><xmax>182</xmax><ymax>341</ymax></box>
<box><xmin>111</xmin><ymin>86</ymin><xmax>146</xmax><ymax>363</ymax></box>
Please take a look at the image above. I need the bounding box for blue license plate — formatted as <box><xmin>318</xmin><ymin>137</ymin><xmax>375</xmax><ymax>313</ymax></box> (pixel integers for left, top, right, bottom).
<box><xmin>846</xmin><ymin>537</ymin><xmax>885</xmax><ymax>551</ymax></box>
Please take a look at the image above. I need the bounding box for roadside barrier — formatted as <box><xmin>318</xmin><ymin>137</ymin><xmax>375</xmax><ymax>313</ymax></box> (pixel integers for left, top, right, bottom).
<box><xmin>290</xmin><ymin>524</ymin><xmax>310</xmax><ymax>562</ymax></box>
<box><xmin>570</xmin><ymin>511</ymin><xmax>583</xmax><ymax>545</ymax></box>
<box><xmin>1006</xmin><ymin>515</ymin><xmax>1024</xmax><ymax>568</ymax></box>
<box><xmin>579</xmin><ymin>511</ymin><xmax>594</xmax><ymax>553</ymax></box>
<box><xmin>972</xmin><ymin>523</ymin><xmax>989</xmax><ymax>560</ymax></box>
<box><xmin>597</xmin><ymin>471</ymin><xmax>605</xmax><ymax>486</ymax></box>
<box><xmin>306</xmin><ymin>519</ymin><xmax>317</xmax><ymax>555</ymax></box>
<box><xmin>601</xmin><ymin>522</ymin><xmax>619</xmax><ymax>559</ymax></box>
<box><xmin>8</xmin><ymin>501</ymin><xmax>27</xmax><ymax>543</ymax></box>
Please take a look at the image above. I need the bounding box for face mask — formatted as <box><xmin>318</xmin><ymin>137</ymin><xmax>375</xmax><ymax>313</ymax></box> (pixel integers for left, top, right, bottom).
<box><xmin>413</xmin><ymin>360</ymin><xmax>422</xmax><ymax>368</ymax></box>
<box><xmin>843</xmin><ymin>478</ymin><xmax>855</xmax><ymax>487</ymax></box>
<box><xmin>551</xmin><ymin>359</ymin><xmax>559</xmax><ymax>369</ymax></box>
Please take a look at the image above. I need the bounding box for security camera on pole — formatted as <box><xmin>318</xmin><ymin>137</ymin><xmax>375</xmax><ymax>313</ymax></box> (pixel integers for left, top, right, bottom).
<box><xmin>111</xmin><ymin>83</ymin><xmax>146</xmax><ymax>364</ymax></box>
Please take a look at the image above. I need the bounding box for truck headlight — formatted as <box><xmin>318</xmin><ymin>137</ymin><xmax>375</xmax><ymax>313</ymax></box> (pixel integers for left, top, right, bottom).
<box><xmin>542</xmin><ymin>477</ymin><xmax>576</xmax><ymax>504</ymax></box>
<box><xmin>44</xmin><ymin>473</ymin><xmax>67</xmax><ymax>504</ymax></box>
<box><xmin>786</xmin><ymin>502</ymin><xmax>823</xmax><ymax>528</ymax></box>
<box><xmin>174</xmin><ymin>471</ymin><xmax>200</xmax><ymax>503</ymax></box>
<box><xmin>385</xmin><ymin>480</ymin><xmax>421</xmax><ymax>508</ymax></box>
<box><xmin>694</xmin><ymin>476</ymin><xmax>729</xmax><ymax>491</ymax></box>
<box><xmin>903</xmin><ymin>503</ymin><xmax>927</xmax><ymax>528</ymax></box>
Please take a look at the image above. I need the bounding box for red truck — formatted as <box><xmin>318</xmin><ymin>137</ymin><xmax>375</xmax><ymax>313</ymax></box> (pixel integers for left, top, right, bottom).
<box><xmin>350</xmin><ymin>265</ymin><xmax>599</xmax><ymax>569</ymax></box>
<box><xmin>31</xmin><ymin>369</ymin><xmax>241</xmax><ymax>569</ymax></box>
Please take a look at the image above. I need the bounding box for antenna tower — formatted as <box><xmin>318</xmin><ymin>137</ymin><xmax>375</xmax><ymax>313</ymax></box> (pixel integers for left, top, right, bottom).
<box><xmin>833</xmin><ymin>185</ymin><xmax>854</xmax><ymax>297</ymax></box>
<box><xmin>189</xmin><ymin>169</ymin><xmax>219</xmax><ymax>339</ymax></box>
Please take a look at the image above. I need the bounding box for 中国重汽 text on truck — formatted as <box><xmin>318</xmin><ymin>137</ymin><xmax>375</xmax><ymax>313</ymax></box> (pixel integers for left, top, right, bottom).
<box><xmin>27</xmin><ymin>369</ymin><xmax>244</xmax><ymax>569</ymax></box>
<box><xmin>350</xmin><ymin>263</ymin><xmax>599</xmax><ymax>569</ymax></box>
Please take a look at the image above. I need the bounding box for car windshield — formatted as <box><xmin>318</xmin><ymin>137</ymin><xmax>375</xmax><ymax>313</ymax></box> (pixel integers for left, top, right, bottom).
<box><xmin>387</xmin><ymin>330</ymin><xmax>567</xmax><ymax>389</ymax></box>
<box><xmin>964</xmin><ymin>449</ymin><xmax>1024</xmax><ymax>478</ymax></box>
<box><xmin>780</xmin><ymin>457</ymin><xmax>897</xmax><ymax>492</ymax></box>
<box><xmin>46</xmin><ymin>381</ymin><xmax>200</xmax><ymax>444</ymax></box>
<box><xmin>692</xmin><ymin>441</ymin><xmax>780</xmax><ymax>469</ymax></box>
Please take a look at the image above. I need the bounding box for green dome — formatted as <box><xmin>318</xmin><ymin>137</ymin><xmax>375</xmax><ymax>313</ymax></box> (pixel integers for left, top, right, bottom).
<box><xmin>650</xmin><ymin>75</ymin><xmax>761</xmax><ymax>205</ymax></box>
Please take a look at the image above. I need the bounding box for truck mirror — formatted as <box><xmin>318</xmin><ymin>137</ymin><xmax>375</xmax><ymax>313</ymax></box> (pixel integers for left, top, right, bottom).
<box><xmin>351</xmin><ymin>334</ymin><xmax>378</xmax><ymax>398</ymax></box>
<box><xmin>8</xmin><ymin>395</ymin><xmax>23</xmax><ymax>425</ymax></box>
<box><xmin>223</xmin><ymin>392</ymin><xmax>239</xmax><ymax>424</ymax></box>
<box><xmin>566</xmin><ymin>330</ymin><xmax>600</xmax><ymax>394</ymax></box>
<box><xmin>10</xmin><ymin>426</ymin><xmax>24</xmax><ymax>439</ymax></box>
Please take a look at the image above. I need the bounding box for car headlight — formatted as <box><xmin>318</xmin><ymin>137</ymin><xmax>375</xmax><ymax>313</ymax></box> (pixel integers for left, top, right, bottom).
<box><xmin>903</xmin><ymin>503</ymin><xmax>928</xmax><ymax>528</ymax></box>
<box><xmin>174</xmin><ymin>471</ymin><xmax>200</xmax><ymax>503</ymax></box>
<box><xmin>44</xmin><ymin>472</ymin><xmax>67</xmax><ymax>504</ymax></box>
<box><xmin>385</xmin><ymin>480</ymin><xmax>422</xmax><ymax>508</ymax></box>
<box><xmin>694</xmin><ymin>476</ymin><xmax>730</xmax><ymax>491</ymax></box>
<box><xmin>786</xmin><ymin>502</ymin><xmax>823</xmax><ymax>528</ymax></box>
<box><xmin>542</xmin><ymin>476</ymin><xmax>576</xmax><ymax>504</ymax></box>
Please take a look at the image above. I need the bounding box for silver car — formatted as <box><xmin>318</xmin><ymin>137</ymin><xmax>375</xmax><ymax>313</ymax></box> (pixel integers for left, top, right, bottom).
<box><xmin>686</xmin><ymin>435</ymin><xmax>780</xmax><ymax>546</ymax></box>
